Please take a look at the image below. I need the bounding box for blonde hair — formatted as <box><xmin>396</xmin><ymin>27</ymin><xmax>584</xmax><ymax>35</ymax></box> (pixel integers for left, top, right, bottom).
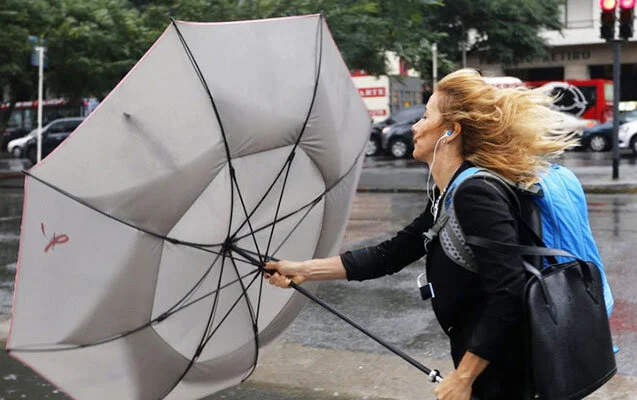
<box><xmin>435</xmin><ymin>69</ymin><xmax>578</xmax><ymax>186</ymax></box>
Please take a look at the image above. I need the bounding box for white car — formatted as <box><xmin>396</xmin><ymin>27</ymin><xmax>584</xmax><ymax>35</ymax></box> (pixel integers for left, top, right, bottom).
<box><xmin>619</xmin><ymin>120</ymin><xmax>637</xmax><ymax>155</ymax></box>
<box><xmin>7</xmin><ymin>129</ymin><xmax>36</xmax><ymax>158</ymax></box>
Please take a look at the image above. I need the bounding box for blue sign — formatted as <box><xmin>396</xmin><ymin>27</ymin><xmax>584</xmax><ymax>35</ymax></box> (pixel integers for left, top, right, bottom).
<box><xmin>29</xmin><ymin>35</ymin><xmax>49</xmax><ymax>68</ymax></box>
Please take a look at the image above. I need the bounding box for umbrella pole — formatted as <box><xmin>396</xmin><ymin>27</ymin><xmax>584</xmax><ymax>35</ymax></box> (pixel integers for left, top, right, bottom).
<box><xmin>288</xmin><ymin>281</ymin><xmax>442</xmax><ymax>383</ymax></box>
<box><xmin>229</xmin><ymin>245</ymin><xmax>442</xmax><ymax>383</ymax></box>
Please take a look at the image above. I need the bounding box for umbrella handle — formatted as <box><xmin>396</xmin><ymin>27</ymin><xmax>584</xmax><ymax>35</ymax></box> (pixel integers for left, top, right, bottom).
<box><xmin>289</xmin><ymin>281</ymin><xmax>443</xmax><ymax>383</ymax></box>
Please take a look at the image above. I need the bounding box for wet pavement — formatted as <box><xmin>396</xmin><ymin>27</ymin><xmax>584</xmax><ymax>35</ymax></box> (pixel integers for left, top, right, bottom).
<box><xmin>1</xmin><ymin>152</ymin><xmax>637</xmax><ymax>399</ymax></box>
<box><xmin>359</xmin><ymin>151</ymin><xmax>637</xmax><ymax>193</ymax></box>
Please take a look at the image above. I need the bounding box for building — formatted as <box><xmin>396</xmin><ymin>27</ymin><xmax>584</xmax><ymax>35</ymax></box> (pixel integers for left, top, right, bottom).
<box><xmin>467</xmin><ymin>0</ymin><xmax>637</xmax><ymax>102</ymax></box>
<box><xmin>351</xmin><ymin>53</ymin><xmax>423</xmax><ymax>123</ymax></box>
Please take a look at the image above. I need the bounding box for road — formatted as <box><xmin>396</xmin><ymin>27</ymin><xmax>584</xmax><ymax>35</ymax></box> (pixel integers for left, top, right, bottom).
<box><xmin>1</xmin><ymin>152</ymin><xmax>637</xmax><ymax>399</ymax></box>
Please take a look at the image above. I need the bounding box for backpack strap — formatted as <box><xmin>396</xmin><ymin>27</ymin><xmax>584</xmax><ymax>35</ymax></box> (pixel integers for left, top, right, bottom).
<box><xmin>422</xmin><ymin>167</ymin><xmax>482</xmax><ymax>274</ymax></box>
<box><xmin>426</xmin><ymin>167</ymin><xmax>548</xmax><ymax>274</ymax></box>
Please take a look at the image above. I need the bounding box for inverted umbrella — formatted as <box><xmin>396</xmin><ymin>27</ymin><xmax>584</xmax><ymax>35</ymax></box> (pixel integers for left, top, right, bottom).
<box><xmin>7</xmin><ymin>13</ymin><xmax>440</xmax><ymax>400</ymax></box>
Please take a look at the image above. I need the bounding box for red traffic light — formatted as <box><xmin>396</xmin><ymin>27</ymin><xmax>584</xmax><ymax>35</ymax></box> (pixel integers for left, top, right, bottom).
<box><xmin>620</xmin><ymin>0</ymin><xmax>635</xmax><ymax>9</ymax></box>
<box><xmin>601</xmin><ymin>0</ymin><xmax>618</xmax><ymax>10</ymax></box>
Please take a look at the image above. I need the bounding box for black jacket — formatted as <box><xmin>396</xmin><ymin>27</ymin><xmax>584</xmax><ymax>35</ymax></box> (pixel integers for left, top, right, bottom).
<box><xmin>341</xmin><ymin>162</ymin><xmax>528</xmax><ymax>399</ymax></box>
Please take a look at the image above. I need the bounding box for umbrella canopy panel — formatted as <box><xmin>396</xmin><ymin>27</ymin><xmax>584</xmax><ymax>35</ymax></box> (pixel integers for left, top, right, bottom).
<box><xmin>8</xmin><ymin>14</ymin><xmax>370</xmax><ymax>400</ymax></box>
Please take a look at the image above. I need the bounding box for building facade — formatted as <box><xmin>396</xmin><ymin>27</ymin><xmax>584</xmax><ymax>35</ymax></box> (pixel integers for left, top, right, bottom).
<box><xmin>467</xmin><ymin>0</ymin><xmax>637</xmax><ymax>101</ymax></box>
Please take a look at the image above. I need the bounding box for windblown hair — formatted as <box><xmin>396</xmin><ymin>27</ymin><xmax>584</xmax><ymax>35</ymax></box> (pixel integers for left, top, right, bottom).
<box><xmin>435</xmin><ymin>69</ymin><xmax>578</xmax><ymax>186</ymax></box>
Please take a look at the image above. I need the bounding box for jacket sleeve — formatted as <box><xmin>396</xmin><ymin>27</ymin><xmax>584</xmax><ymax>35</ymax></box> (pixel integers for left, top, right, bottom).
<box><xmin>340</xmin><ymin>202</ymin><xmax>434</xmax><ymax>281</ymax></box>
<box><xmin>453</xmin><ymin>178</ymin><xmax>527</xmax><ymax>363</ymax></box>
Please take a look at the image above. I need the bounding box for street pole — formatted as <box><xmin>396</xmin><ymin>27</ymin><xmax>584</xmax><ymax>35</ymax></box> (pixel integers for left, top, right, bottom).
<box><xmin>432</xmin><ymin>43</ymin><xmax>438</xmax><ymax>90</ymax></box>
<box><xmin>612</xmin><ymin>40</ymin><xmax>620</xmax><ymax>180</ymax></box>
<box><xmin>461</xmin><ymin>23</ymin><xmax>467</xmax><ymax>68</ymax></box>
<box><xmin>36</xmin><ymin>46</ymin><xmax>44</xmax><ymax>164</ymax></box>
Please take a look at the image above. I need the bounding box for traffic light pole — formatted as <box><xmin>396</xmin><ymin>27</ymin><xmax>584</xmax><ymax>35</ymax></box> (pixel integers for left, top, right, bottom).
<box><xmin>612</xmin><ymin>40</ymin><xmax>621</xmax><ymax>180</ymax></box>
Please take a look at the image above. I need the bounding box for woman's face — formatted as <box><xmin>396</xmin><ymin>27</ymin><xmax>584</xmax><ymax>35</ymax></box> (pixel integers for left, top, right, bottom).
<box><xmin>411</xmin><ymin>91</ymin><xmax>446</xmax><ymax>163</ymax></box>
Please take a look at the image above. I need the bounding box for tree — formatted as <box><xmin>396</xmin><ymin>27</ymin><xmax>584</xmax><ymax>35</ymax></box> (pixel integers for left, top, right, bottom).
<box><xmin>429</xmin><ymin>0</ymin><xmax>563</xmax><ymax>68</ymax></box>
<box><xmin>130</xmin><ymin>0</ymin><xmax>395</xmax><ymax>75</ymax></box>
<box><xmin>0</xmin><ymin>0</ymin><xmax>49</xmax><ymax>130</ymax></box>
<box><xmin>43</xmin><ymin>0</ymin><xmax>147</xmax><ymax>99</ymax></box>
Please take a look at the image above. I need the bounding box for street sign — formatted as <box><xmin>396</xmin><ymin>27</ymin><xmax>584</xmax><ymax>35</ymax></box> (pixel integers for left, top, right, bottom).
<box><xmin>28</xmin><ymin>35</ymin><xmax>48</xmax><ymax>68</ymax></box>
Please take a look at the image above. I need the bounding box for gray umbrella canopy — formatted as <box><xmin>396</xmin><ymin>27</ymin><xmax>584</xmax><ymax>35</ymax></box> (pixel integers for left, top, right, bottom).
<box><xmin>7</xmin><ymin>14</ymin><xmax>369</xmax><ymax>400</ymax></box>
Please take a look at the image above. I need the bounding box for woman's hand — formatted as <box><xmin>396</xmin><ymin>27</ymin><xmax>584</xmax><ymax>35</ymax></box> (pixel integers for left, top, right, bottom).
<box><xmin>433</xmin><ymin>370</ymin><xmax>473</xmax><ymax>400</ymax></box>
<box><xmin>264</xmin><ymin>260</ymin><xmax>309</xmax><ymax>288</ymax></box>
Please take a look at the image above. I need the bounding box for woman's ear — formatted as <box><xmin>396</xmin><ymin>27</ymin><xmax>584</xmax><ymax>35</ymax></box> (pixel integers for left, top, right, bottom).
<box><xmin>452</xmin><ymin>122</ymin><xmax>462</xmax><ymax>137</ymax></box>
<box><xmin>445</xmin><ymin>122</ymin><xmax>462</xmax><ymax>142</ymax></box>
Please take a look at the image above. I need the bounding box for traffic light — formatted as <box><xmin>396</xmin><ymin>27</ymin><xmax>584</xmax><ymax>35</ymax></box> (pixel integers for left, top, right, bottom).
<box><xmin>619</xmin><ymin>0</ymin><xmax>635</xmax><ymax>39</ymax></box>
<box><xmin>600</xmin><ymin>0</ymin><xmax>617</xmax><ymax>41</ymax></box>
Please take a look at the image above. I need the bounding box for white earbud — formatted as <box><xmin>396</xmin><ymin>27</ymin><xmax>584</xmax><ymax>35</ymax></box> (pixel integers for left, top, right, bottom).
<box><xmin>427</xmin><ymin>130</ymin><xmax>453</xmax><ymax>206</ymax></box>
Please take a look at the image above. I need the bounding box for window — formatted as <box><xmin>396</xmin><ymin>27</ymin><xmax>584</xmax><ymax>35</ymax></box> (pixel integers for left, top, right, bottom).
<box><xmin>604</xmin><ymin>82</ymin><xmax>614</xmax><ymax>102</ymax></box>
<box><xmin>65</xmin><ymin>120</ymin><xmax>81</xmax><ymax>132</ymax></box>
<box><xmin>563</xmin><ymin>0</ymin><xmax>594</xmax><ymax>29</ymax></box>
<box><xmin>48</xmin><ymin>122</ymin><xmax>65</xmax><ymax>134</ymax></box>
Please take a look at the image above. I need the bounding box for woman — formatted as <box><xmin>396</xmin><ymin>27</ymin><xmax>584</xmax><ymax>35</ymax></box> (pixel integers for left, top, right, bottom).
<box><xmin>265</xmin><ymin>69</ymin><xmax>575</xmax><ymax>400</ymax></box>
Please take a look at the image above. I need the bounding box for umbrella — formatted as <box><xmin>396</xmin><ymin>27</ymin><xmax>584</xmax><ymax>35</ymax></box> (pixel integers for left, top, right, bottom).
<box><xmin>7</xmin><ymin>14</ymin><xmax>371</xmax><ymax>399</ymax></box>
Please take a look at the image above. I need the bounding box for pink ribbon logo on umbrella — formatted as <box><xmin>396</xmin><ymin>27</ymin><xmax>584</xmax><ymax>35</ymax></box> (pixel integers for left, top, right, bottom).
<box><xmin>41</xmin><ymin>222</ymin><xmax>69</xmax><ymax>253</ymax></box>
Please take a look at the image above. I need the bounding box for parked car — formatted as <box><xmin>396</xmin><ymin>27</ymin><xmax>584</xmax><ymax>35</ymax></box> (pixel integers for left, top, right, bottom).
<box><xmin>619</xmin><ymin>120</ymin><xmax>637</xmax><ymax>155</ymax></box>
<box><xmin>580</xmin><ymin>110</ymin><xmax>637</xmax><ymax>152</ymax></box>
<box><xmin>2</xmin><ymin>126</ymin><xmax>30</xmax><ymax>152</ymax></box>
<box><xmin>580</xmin><ymin>122</ymin><xmax>613</xmax><ymax>152</ymax></box>
<box><xmin>23</xmin><ymin>117</ymin><xmax>84</xmax><ymax>164</ymax></box>
<box><xmin>380</xmin><ymin>120</ymin><xmax>416</xmax><ymax>159</ymax></box>
<box><xmin>7</xmin><ymin>129</ymin><xmax>37</xmax><ymax>157</ymax></box>
<box><xmin>367</xmin><ymin>104</ymin><xmax>424</xmax><ymax>156</ymax></box>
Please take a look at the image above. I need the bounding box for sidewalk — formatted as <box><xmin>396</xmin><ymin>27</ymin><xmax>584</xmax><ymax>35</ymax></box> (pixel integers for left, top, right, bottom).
<box><xmin>2</xmin><ymin>320</ymin><xmax>635</xmax><ymax>399</ymax></box>
<box><xmin>0</xmin><ymin>154</ymin><xmax>27</xmax><ymax>189</ymax></box>
<box><xmin>3</xmin><ymin>153</ymin><xmax>637</xmax><ymax>193</ymax></box>
<box><xmin>358</xmin><ymin>161</ymin><xmax>637</xmax><ymax>194</ymax></box>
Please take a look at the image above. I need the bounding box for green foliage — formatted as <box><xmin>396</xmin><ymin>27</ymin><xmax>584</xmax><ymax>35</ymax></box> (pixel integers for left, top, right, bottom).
<box><xmin>430</xmin><ymin>0</ymin><xmax>563</xmax><ymax>67</ymax></box>
<box><xmin>43</xmin><ymin>0</ymin><xmax>147</xmax><ymax>98</ymax></box>
<box><xmin>0</xmin><ymin>0</ymin><xmax>49</xmax><ymax>128</ymax></box>
<box><xmin>0</xmin><ymin>0</ymin><xmax>564</xmax><ymax>109</ymax></box>
<box><xmin>0</xmin><ymin>0</ymin><xmax>48</xmax><ymax>98</ymax></box>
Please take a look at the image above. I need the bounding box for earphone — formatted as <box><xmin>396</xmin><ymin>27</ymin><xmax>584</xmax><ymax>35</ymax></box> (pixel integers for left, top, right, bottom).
<box><xmin>427</xmin><ymin>129</ymin><xmax>454</xmax><ymax>206</ymax></box>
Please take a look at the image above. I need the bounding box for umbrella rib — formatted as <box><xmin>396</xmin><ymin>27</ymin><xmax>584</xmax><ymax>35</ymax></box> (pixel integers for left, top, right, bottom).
<box><xmin>271</xmin><ymin>197</ymin><xmax>321</xmax><ymax>257</ymax></box>
<box><xmin>229</xmin><ymin>195</ymin><xmax>319</xmax><ymax>265</ymax></box>
<box><xmin>237</xmin><ymin>249</ymin><xmax>444</xmax><ymax>383</ymax></box>
<box><xmin>160</xmin><ymin>249</ymin><xmax>224</xmax><ymax>320</ymax></box>
<box><xmin>229</xmin><ymin>15</ymin><xmax>324</xmax><ymax>240</ymax></box>
<box><xmin>19</xmin><ymin>134</ymin><xmax>361</xmax><ymax>263</ymax></box>
<box><xmin>21</xmin><ymin>136</ymin><xmax>363</xmax><ymax>268</ymax></box>
<box><xmin>160</xmin><ymin>248</ymin><xmax>230</xmax><ymax>399</ymax></box>
<box><xmin>226</xmin><ymin>253</ymin><xmax>263</xmax><ymax>382</ymax></box>
<box><xmin>4</xmin><ymin>268</ymin><xmax>260</xmax><ymax>353</ymax></box>
<box><xmin>228</xmin><ymin>172</ymin><xmax>264</xmax><ymax>262</ymax></box>
<box><xmin>21</xmin><ymin>170</ymin><xmax>231</xmax><ymax>247</ymax></box>
<box><xmin>228</xmin><ymin>152</ymin><xmax>295</xmax><ymax>242</ymax></box>
<box><xmin>263</xmin><ymin>153</ymin><xmax>296</xmax><ymax>259</ymax></box>
<box><xmin>162</xmin><ymin>267</ymin><xmax>263</xmax><ymax>397</ymax></box>
<box><xmin>159</xmin><ymin>269</ymin><xmax>260</xmax><ymax>319</ymax></box>
<box><xmin>201</xmin><ymin>270</ymin><xmax>262</xmax><ymax>349</ymax></box>
<box><xmin>5</xmin><ymin>251</ymin><xmax>256</xmax><ymax>353</ymax></box>
<box><xmin>170</xmin><ymin>18</ymin><xmax>234</xmax><ymax>166</ymax></box>
<box><xmin>233</xmin><ymin>143</ymin><xmax>364</xmax><ymax>243</ymax></box>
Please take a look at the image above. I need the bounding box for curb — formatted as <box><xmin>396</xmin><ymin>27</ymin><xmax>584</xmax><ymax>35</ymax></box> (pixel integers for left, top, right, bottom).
<box><xmin>581</xmin><ymin>183</ymin><xmax>637</xmax><ymax>194</ymax></box>
<box><xmin>2</xmin><ymin>170</ymin><xmax>637</xmax><ymax>194</ymax></box>
<box><xmin>356</xmin><ymin>184</ymin><xmax>637</xmax><ymax>194</ymax></box>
